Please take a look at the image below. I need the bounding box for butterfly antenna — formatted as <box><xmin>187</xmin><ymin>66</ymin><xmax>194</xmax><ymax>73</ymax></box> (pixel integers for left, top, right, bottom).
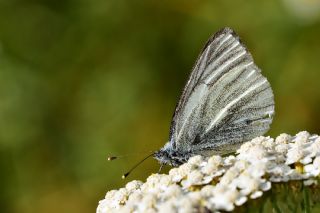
<box><xmin>122</xmin><ymin>152</ymin><xmax>155</xmax><ymax>179</ymax></box>
<box><xmin>107</xmin><ymin>156</ymin><xmax>118</xmax><ymax>161</ymax></box>
<box><xmin>107</xmin><ymin>151</ymin><xmax>155</xmax><ymax>161</ymax></box>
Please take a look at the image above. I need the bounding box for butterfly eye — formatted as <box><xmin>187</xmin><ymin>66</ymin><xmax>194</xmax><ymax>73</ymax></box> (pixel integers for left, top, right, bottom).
<box><xmin>245</xmin><ymin>120</ymin><xmax>252</xmax><ymax>125</ymax></box>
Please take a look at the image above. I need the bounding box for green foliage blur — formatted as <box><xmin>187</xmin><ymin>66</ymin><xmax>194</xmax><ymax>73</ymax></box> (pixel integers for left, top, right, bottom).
<box><xmin>0</xmin><ymin>0</ymin><xmax>320</xmax><ymax>212</ymax></box>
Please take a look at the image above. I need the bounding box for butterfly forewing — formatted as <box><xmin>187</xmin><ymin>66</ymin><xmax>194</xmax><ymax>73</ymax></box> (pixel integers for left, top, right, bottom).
<box><xmin>169</xmin><ymin>28</ymin><xmax>274</xmax><ymax>154</ymax></box>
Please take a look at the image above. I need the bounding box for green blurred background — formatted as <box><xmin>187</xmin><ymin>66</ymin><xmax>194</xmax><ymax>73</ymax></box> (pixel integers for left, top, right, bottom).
<box><xmin>0</xmin><ymin>0</ymin><xmax>320</xmax><ymax>212</ymax></box>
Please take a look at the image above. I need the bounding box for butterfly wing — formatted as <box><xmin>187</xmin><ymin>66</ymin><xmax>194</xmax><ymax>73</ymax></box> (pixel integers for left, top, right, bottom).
<box><xmin>169</xmin><ymin>27</ymin><xmax>274</xmax><ymax>154</ymax></box>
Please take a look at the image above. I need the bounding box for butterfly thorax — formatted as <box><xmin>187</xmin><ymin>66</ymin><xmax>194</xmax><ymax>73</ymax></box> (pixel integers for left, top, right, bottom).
<box><xmin>154</xmin><ymin>142</ymin><xmax>192</xmax><ymax>167</ymax></box>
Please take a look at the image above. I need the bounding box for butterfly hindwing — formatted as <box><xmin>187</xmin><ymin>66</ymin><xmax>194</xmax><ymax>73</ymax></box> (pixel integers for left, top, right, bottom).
<box><xmin>169</xmin><ymin>28</ymin><xmax>274</xmax><ymax>154</ymax></box>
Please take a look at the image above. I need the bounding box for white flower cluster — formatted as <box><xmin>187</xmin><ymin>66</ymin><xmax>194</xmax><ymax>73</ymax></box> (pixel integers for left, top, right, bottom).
<box><xmin>97</xmin><ymin>131</ymin><xmax>320</xmax><ymax>213</ymax></box>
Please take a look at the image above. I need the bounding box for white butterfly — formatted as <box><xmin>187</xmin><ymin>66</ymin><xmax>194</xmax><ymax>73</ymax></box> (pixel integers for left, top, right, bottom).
<box><xmin>154</xmin><ymin>27</ymin><xmax>274</xmax><ymax>167</ymax></box>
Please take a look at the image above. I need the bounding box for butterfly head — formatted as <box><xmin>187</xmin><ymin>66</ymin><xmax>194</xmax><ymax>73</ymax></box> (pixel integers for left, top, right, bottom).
<box><xmin>153</xmin><ymin>142</ymin><xmax>192</xmax><ymax>167</ymax></box>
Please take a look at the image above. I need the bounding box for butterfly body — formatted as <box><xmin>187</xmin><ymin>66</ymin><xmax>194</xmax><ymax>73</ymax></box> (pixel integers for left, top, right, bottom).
<box><xmin>154</xmin><ymin>28</ymin><xmax>274</xmax><ymax>167</ymax></box>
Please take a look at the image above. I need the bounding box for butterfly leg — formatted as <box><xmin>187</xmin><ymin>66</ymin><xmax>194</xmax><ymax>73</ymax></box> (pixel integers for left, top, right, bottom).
<box><xmin>158</xmin><ymin>164</ymin><xmax>164</xmax><ymax>173</ymax></box>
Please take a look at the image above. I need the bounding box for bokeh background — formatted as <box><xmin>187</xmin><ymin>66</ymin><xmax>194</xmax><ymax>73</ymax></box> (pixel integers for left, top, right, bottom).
<box><xmin>0</xmin><ymin>0</ymin><xmax>320</xmax><ymax>212</ymax></box>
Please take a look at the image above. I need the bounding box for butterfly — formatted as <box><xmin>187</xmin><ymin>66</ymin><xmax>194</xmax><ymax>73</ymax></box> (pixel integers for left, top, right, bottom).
<box><xmin>153</xmin><ymin>27</ymin><xmax>274</xmax><ymax>167</ymax></box>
